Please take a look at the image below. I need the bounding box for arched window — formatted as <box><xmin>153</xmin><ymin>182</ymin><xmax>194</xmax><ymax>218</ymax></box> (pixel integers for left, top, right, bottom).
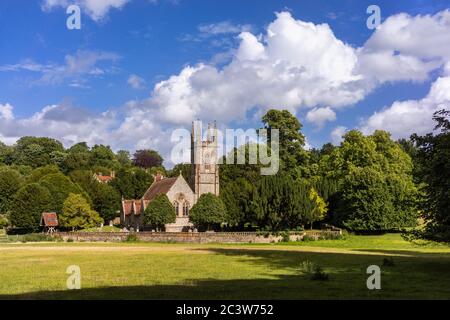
<box><xmin>173</xmin><ymin>201</ymin><xmax>179</xmax><ymax>216</ymax></box>
<box><xmin>183</xmin><ymin>201</ymin><xmax>190</xmax><ymax>216</ymax></box>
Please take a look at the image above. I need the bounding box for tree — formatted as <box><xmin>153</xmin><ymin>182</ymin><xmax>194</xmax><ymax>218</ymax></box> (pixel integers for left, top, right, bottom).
<box><xmin>132</xmin><ymin>149</ymin><xmax>163</xmax><ymax>169</ymax></box>
<box><xmin>0</xmin><ymin>167</ymin><xmax>23</xmax><ymax>214</ymax></box>
<box><xmin>90</xmin><ymin>144</ymin><xmax>115</xmax><ymax>168</ymax></box>
<box><xmin>411</xmin><ymin>109</ymin><xmax>450</xmax><ymax>241</ymax></box>
<box><xmin>91</xmin><ymin>183</ymin><xmax>121</xmax><ymax>222</ymax></box>
<box><xmin>169</xmin><ymin>163</ymin><xmax>191</xmax><ymax>182</ymax></box>
<box><xmin>9</xmin><ymin>183</ymin><xmax>52</xmax><ymax>231</ymax></box>
<box><xmin>320</xmin><ymin>129</ymin><xmax>418</xmax><ymax>231</ymax></box>
<box><xmin>0</xmin><ymin>142</ymin><xmax>13</xmax><ymax>164</ymax></box>
<box><xmin>304</xmin><ymin>188</ymin><xmax>328</xmax><ymax>229</ymax></box>
<box><xmin>261</xmin><ymin>109</ymin><xmax>308</xmax><ymax>174</ymax></box>
<box><xmin>26</xmin><ymin>165</ymin><xmax>60</xmax><ymax>184</ymax></box>
<box><xmin>11</xmin><ymin>137</ymin><xmax>64</xmax><ymax>168</ymax></box>
<box><xmin>190</xmin><ymin>193</ymin><xmax>226</xmax><ymax>231</ymax></box>
<box><xmin>116</xmin><ymin>150</ymin><xmax>131</xmax><ymax>167</ymax></box>
<box><xmin>220</xmin><ymin>178</ymin><xmax>255</xmax><ymax>229</ymax></box>
<box><xmin>59</xmin><ymin>193</ymin><xmax>103</xmax><ymax>231</ymax></box>
<box><xmin>143</xmin><ymin>194</ymin><xmax>176</xmax><ymax>230</ymax></box>
<box><xmin>39</xmin><ymin>173</ymin><xmax>90</xmax><ymax>213</ymax></box>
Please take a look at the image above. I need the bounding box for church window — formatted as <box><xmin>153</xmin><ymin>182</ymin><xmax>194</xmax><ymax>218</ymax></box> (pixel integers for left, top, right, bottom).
<box><xmin>173</xmin><ymin>201</ymin><xmax>179</xmax><ymax>216</ymax></box>
<box><xmin>183</xmin><ymin>202</ymin><xmax>190</xmax><ymax>216</ymax></box>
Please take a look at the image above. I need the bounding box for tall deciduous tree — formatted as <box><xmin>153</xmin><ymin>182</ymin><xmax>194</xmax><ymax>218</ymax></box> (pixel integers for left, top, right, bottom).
<box><xmin>132</xmin><ymin>149</ymin><xmax>163</xmax><ymax>169</ymax></box>
<box><xmin>262</xmin><ymin>109</ymin><xmax>308</xmax><ymax>174</ymax></box>
<box><xmin>411</xmin><ymin>109</ymin><xmax>450</xmax><ymax>241</ymax></box>
<box><xmin>59</xmin><ymin>193</ymin><xmax>103</xmax><ymax>231</ymax></box>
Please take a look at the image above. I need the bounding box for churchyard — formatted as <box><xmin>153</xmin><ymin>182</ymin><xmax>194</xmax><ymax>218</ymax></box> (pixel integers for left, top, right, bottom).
<box><xmin>0</xmin><ymin>233</ymin><xmax>449</xmax><ymax>299</ymax></box>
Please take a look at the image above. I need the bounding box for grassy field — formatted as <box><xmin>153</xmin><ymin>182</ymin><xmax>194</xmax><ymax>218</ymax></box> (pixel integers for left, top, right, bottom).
<box><xmin>0</xmin><ymin>233</ymin><xmax>449</xmax><ymax>299</ymax></box>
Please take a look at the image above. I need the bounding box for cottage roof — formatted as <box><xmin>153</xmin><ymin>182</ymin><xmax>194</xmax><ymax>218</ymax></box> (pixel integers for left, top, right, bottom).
<box><xmin>40</xmin><ymin>212</ymin><xmax>59</xmax><ymax>227</ymax></box>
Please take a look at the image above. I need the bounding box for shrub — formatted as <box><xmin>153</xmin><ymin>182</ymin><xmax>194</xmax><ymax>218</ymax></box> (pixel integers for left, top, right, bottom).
<box><xmin>20</xmin><ymin>233</ymin><xmax>55</xmax><ymax>243</ymax></box>
<box><xmin>281</xmin><ymin>231</ymin><xmax>290</xmax><ymax>242</ymax></box>
<box><xmin>311</xmin><ymin>265</ymin><xmax>329</xmax><ymax>281</ymax></box>
<box><xmin>124</xmin><ymin>234</ymin><xmax>139</xmax><ymax>242</ymax></box>
<box><xmin>299</xmin><ymin>260</ymin><xmax>329</xmax><ymax>281</ymax></box>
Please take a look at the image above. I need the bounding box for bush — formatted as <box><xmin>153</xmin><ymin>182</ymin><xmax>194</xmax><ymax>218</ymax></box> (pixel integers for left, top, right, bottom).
<box><xmin>20</xmin><ymin>233</ymin><xmax>55</xmax><ymax>243</ymax></box>
<box><xmin>281</xmin><ymin>231</ymin><xmax>290</xmax><ymax>242</ymax></box>
<box><xmin>299</xmin><ymin>260</ymin><xmax>329</xmax><ymax>281</ymax></box>
<box><xmin>302</xmin><ymin>235</ymin><xmax>317</xmax><ymax>242</ymax></box>
<box><xmin>123</xmin><ymin>233</ymin><xmax>139</xmax><ymax>242</ymax></box>
<box><xmin>311</xmin><ymin>265</ymin><xmax>329</xmax><ymax>281</ymax></box>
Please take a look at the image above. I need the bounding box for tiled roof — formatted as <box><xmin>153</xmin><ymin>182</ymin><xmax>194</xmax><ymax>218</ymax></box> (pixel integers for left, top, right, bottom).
<box><xmin>122</xmin><ymin>200</ymin><xmax>134</xmax><ymax>216</ymax></box>
<box><xmin>40</xmin><ymin>212</ymin><xmax>59</xmax><ymax>227</ymax></box>
<box><xmin>142</xmin><ymin>177</ymin><xmax>177</xmax><ymax>201</ymax></box>
<box><xmin>96</xmin><ymin>175</ymin><xmax>114</xmax><ymax>183</ymax></box>
<box><xmin>134</xmin><ymin>200</ymin><xmax>143</xmax><ymax>216</ymax></box>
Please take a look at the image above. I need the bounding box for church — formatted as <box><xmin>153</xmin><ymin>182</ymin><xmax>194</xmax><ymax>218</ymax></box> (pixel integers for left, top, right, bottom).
<box><xmin>121</xmin><ymin>121</ymin><xmax>220</xmax><ymax>232</ymax></box>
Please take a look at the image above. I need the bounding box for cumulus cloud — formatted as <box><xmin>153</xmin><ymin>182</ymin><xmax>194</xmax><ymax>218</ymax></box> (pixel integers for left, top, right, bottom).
<box><xmin>127</xmin><ymin>74</ymin><xmax>145</xmax><ymax>89</ymax></box>
<box><xmin>3</xmin><ymin>10</ymin><xmax>450</xmax><ymax>162</ymax></box>
<box><xmin>361</xmin><ymin>76</ymin><xmax>450</xmax><ymax>139</ymax></box>
<box><xmin>358</xmin><ymin>10</ymin><xmax>450</xmax><ymax>84</ymax></box>
<box><xmin>41</xmin><ymin>0</ymin><xmax>130</xmax><ymax>21</ymax></box>
<box><xmin>306</xmin><ymin>107</ymin><xmax>336</xmax><ymax>129</ymax></box>
<box><xmin>147</xmin><ymin>12</ymin><xmax>367</xmax><ymax>125</ymax></box>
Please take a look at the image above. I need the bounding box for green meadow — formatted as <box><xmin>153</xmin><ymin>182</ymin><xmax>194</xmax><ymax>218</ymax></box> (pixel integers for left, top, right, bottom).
<box><xmin>0</xmin><ymin>234</ymin><xmax>449</xmax><ymax>299</ymax></box>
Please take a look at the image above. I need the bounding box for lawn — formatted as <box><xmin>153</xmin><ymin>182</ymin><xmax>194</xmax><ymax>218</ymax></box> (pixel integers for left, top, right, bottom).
<box><xmin>0</xmin><ymin>234</ymin><xmax>449</xmax><ymax>299</ymax></box>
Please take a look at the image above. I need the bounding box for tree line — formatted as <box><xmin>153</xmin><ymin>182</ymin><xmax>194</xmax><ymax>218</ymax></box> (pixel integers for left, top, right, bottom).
<box><xmin>0</xmin><ymin>109</ymin><xmax>448</xmax><ymax>241</ymax></box>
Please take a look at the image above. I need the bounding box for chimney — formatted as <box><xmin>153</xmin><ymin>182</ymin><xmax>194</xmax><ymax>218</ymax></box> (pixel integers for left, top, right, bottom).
<box><xmin>110</xmin><ymin>171</ymin><xmax>115</xmax><ymax>178</ymax></box>
<box><xmin>154</xmin><ymin>172</ymin><xmax>164</xmax><ymax>182</ymax></box>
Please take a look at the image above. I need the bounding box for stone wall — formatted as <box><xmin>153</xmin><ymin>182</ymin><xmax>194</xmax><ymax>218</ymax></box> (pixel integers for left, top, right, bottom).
<box><xmin>56</xmin><ymin>230</ymin><xmax>341</xmax><ymax>244</ymax></box>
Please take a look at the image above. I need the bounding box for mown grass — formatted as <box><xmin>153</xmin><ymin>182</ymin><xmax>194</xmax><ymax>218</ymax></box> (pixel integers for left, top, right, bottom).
<box><xmin>0</xmin><ymin>234</ymin><xmax>449</xmax><ymax>300</ymax></box>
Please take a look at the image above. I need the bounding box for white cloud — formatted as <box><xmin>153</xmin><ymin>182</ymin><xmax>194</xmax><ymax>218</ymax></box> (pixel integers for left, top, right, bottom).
<box><xmin>306</xmin><ymin>107</ymin><xmax>336</xmax><ymax>128</ymax></box>
<box><xmin>358</xmin><ymin>10</ymin><xmax>450</xmax><ymax>84</ymax></box>
<box><xmin>330</xmin><ymin>126</ymin><xmax>348</xmax><ymax>145</ymax></box>
<box><xmin>198</xmin><ymin>21</ymin><xmax>253</xmax><ymax>36</ymax></box>
<box><xmin>0</xmin><ymin>50</ymin><xmax>119</xmax><ymax>86</ymax></box>
<box><xmin>42</xmin><ymin>0</ymin><xmax>130</xmax><ymax>21</ymax></box>
<box><xmin>147</xmin><ymin>12</ymin><xmax>367</xmax><ymax>125</ymax></box>
<box><xmin>361</xmin><ymin>76</ymin><xmax>450</xmax><ymax>139</ymax></box>
<box><xmin>0</xmin><ymin>103</ymin><xmax>14</xmax><ymax>121</ymax></box>
<box><xmin>127</xmin><ymin>74</ymin><xmax>145</xmax><ymax>89</ymax></box>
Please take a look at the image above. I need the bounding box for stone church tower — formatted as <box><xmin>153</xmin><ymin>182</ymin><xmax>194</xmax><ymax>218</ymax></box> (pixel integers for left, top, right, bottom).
<box><xmin>191</xmin><ymin>120</ymin><xmax>220</xmax><ymax>201</ymax></box>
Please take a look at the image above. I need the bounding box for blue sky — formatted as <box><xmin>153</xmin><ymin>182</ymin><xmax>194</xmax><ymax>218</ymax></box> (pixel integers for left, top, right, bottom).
<box><xmin>0</xmin><ymin>0</ymin><xmax>449</xmax><ymax>163</ymax></box>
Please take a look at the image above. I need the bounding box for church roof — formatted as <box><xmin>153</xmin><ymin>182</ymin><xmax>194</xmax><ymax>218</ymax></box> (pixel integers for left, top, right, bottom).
<box><xmin>142</xmin><ymin>177</ymin><xmax>178</xmax><ymax>201</ymax></box>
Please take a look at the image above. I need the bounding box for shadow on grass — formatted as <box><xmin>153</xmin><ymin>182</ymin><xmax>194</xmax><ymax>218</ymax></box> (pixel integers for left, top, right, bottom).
<box><xmin>1</xmin><ymin>248</ymin><xmax>450</xmax><ymax>300</ymax></box>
